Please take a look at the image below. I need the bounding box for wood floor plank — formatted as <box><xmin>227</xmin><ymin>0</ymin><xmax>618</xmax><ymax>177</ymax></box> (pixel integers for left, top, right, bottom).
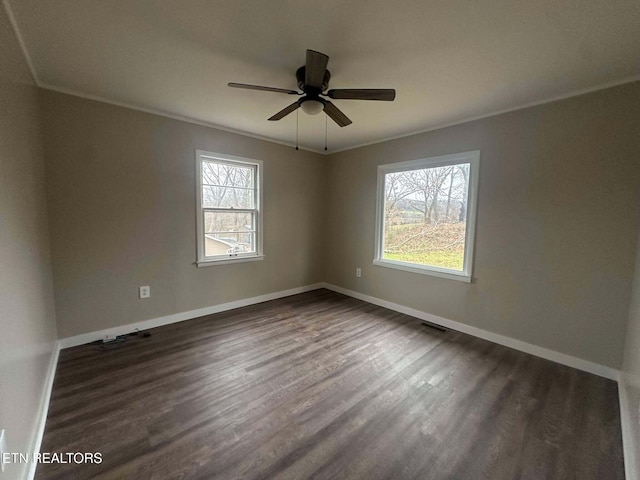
<box><xmin>36</xmin><ymin>289</ymin><xmax>624</xmax><ymax>479</ymax></box>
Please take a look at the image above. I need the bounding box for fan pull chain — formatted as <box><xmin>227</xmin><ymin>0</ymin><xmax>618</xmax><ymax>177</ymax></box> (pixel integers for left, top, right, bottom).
<box><xmin>295</xmin><ymin>109</ymin><xmax>299</xmax><ymax>151</ymax></box>
<box><xmin>324</xmin><ymin>115</ymin><xmax>328</xmax><ymax>151</ymax></box>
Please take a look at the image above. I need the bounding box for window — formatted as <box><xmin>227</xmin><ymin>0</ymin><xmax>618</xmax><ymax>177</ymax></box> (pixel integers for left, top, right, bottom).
<box><xmin>374</xmin><ymin>151</ymin><xmax>479</xmax><ymax>282</ymax></box>
<box><xmin>196</xmin><ymin>151</ymin><xmax>263</xmax><ymax>266</ymax></box>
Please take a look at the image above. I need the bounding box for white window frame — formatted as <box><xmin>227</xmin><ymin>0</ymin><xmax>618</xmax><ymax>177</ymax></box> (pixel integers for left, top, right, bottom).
<box><xmin>374</xmin><ymin>150</ymin><xmax>480</xmax><ymax>282</ymax></box>
<box><xmin>195</xmin><ymin>150</ymin><xmax>264</xmax><ymax>267</ymax></box>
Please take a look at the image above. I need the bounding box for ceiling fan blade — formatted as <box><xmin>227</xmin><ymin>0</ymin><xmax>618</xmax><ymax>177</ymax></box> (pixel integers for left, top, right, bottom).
<box><xmin>324</xmin><ymin>101</ymin><xmax>352</xmax><ymax>127</ymax></box>
<box><xmin>305</xmin><ymin>50</ymin><xmax>329</xmax><ymax>89</ymax></box>
<box><xmin>268</xmin><ymin>101</ymin><xmax>300</xmax><ymax>121</ymax></box>
<box><xmin>228</xmin><ymin>82</ymin><xmax>299</xmax><ymax>95</ymax></box>
<box><xmin>326</xmin><ymin>89</ymin><xmax>396</xmax><ymax>101</ymax></box>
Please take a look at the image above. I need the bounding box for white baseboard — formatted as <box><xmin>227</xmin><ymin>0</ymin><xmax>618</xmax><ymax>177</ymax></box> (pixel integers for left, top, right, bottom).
<box><xmin>26</xmin><ymin>340</ymin><xmax>60</xmax><ymax>480</ymax></box>
<box><xmin>59</xmin><ymin>283</ymin><xmax>325</xmax><ymax>349</ymax></box>
<box><xmin>321</xmin><ymin>282</ymin><xmax>620</xmax><ymax>381</ymax></box>
<box><xmin>619</xmin><ymin>375</ymin><xmax>639</xmax><ymax>480</ymax></box>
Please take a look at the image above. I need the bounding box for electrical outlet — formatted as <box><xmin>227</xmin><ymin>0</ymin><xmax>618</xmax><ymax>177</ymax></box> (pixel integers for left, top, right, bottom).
<box><xmin>139</xmin><ymin>286</ymin><xmax>150</xmax><ymax>299</ymax></box>
<box><xmin>356</xmin><ymin>267</ymin><xmax>362</xmax><ymax>278</ymax></box>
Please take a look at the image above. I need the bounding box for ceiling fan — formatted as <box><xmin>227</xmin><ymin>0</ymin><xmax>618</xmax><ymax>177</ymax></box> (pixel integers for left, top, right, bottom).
<box><xmin>228</xmin><ymin>49</ymin><xmax>396</xmax><ymax>127</ymax></box>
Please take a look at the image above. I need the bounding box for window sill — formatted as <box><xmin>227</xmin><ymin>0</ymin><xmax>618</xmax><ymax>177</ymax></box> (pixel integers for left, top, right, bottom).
<box><xmin>197</xmin><ymin>255</ymin><xmax>264</xmax><ymax>267</ymax></box>
<box><xmin>372</xmin><ymin>258</ymin><xmax>472</xmax><ymax>283</ymax></box>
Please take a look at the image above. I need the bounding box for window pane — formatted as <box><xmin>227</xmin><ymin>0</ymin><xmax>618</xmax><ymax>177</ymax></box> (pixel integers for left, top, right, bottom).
<box><xmin>202</xmin><ymin>161</ymin><xmax>254</xmax><ymax>188</ymax></box>
<box><xmin>202</xmin><ymin>186</ymin><xmax>254</xmax><ymax>209</ymax></box>
<box><xmin>203</xmin><ymin>211</ymin><xmax>255</xmax><ymax>256</ymax></box>
<box><xmin>382</xmin><ymin>163</ymin><xmax>470</xmax><ymax>271</ymax></box>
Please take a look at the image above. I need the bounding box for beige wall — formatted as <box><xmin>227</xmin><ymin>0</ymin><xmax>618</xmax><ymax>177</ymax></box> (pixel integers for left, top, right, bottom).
<box><xmin>325</xmin><ymin>82</ymin><xmax>640</xmax><ymax>369</ymax></box>
<box><xmin>0</xmin><ymin>5</ymin><xmax>58</xmax><ymax>479</ymax></box>
<box><xmin>40</xmin><ymin>90</ymin><xmax>327</xmax><ymax>338</ymax></box>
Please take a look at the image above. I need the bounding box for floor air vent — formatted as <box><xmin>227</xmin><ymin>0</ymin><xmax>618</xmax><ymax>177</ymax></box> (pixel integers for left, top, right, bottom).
<box><xmin>420</xmin><ymin>321</ymin><xmax>448</xmax><ymax>333</ymax></box>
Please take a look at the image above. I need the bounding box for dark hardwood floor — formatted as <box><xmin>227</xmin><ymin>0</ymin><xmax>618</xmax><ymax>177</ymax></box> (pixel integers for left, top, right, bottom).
<box><xmin>36</xmin><ymin>289</ymin><xmax>624</xmax><ymax>479</ymax></box>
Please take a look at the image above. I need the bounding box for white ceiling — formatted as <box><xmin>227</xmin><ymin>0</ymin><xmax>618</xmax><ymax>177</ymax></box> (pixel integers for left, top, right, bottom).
<box><xmin>6</xmin><ymin>0</ymin><xmax>640</xmax><ymax>153</ymax></box>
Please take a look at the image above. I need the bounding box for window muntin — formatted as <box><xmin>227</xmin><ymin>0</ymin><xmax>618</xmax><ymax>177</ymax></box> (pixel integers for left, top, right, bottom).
<box><xmin>196</xmin><ymin>151</ymin><xmax>263</xmax><ymax>265</ymax></box>
<box><xmin>374</xmin><ymin>151</ymin><xmax>479</xmax><ymax>282</ymax></box>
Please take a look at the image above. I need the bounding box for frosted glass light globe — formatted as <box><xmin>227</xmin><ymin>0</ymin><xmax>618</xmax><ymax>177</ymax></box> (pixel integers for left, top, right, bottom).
<box><xmin>300</xmin><ymin>99</ymin><xmax>324</xmax><ymax>115</ymax></box>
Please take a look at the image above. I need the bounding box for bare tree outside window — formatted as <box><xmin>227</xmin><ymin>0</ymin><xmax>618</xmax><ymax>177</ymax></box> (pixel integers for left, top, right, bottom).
<box><xmin>375</xmin><ymin>151</ymin><xmax>479</xmax><ymax>280</ymax></box>
<box><xmin>196</xmin><ymin>152</ymin><xmax>262</xmax><ymax>264</ymax></box>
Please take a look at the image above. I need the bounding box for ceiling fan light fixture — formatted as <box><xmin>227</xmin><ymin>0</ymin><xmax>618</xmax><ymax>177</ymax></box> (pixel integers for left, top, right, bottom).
<box><xmin>300</xmin><ymin>99</ymin><xmax>324</xmax><ymax>115</ymax></box>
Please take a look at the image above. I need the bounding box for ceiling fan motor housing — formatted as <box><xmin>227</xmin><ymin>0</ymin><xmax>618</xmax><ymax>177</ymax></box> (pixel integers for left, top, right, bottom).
<box><xmin>296</xmin><ymin>66</ymin><xmax>331</xmax><ymax>93</ymax></box>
